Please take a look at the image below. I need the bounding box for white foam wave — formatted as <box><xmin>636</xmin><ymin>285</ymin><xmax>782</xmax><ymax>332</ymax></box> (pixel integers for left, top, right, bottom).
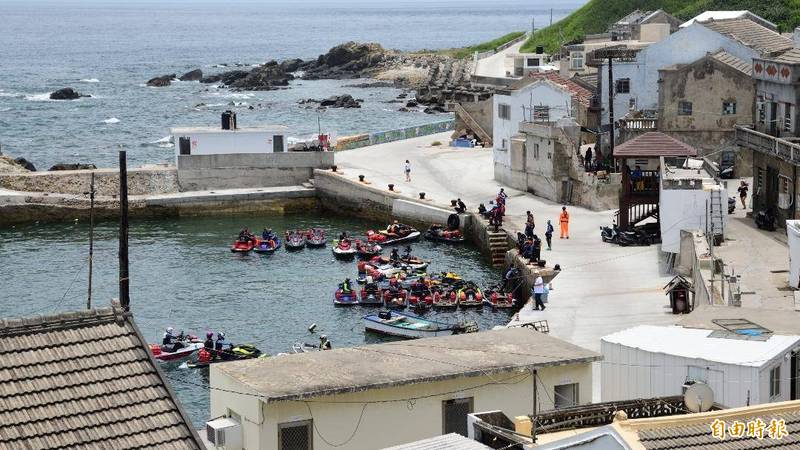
<box><xmin>103</xmin><ymin>117</ymin><xmax>120</xmax><ymax>124</ymax></box>
<box><xmin>153</xmin><ymin>136</ymin><xmax>172</xmax><ymax>144</ymax></box>
<box><xmin>80</xmin><ymin>78</ymin><xmax>100</xmax><ymax>83</ymax></box>
<box><xmin>25</xmin><ymin>93</ymin><xmax>54</xmax><ymax>102</ymax></box>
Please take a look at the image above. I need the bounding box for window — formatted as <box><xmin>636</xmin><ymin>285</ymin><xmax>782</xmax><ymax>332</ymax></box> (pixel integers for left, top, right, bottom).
<box><xmin>526</xmin><ymin>58</ymin><xmax>540</xmax><ymax>67</ymax></box>
<box><xmin>570</xmin><ymin>52</ymin><xmax>584</xmax><ymax>70</ymax></box>
<box><xmin>615</xmin><ymin>78</ymin><xmax>630</xmax><ymax>94</ymax></box>
<box><xmin>779</xmin><ymin>175</ymin><xmax>793</xmax><ymax>209</ymax></box>
<box><xmin>443</xmin><ymin>398</ymin><xmax>473</xmax><ymax>436</ymax></box>
<box><xmin>757</xmin><ymin>96</ymin><xmax>766</xmax><ymax>124</ymax></box>
<box><xmin>533</xmin><ymin>105</ymin><xmax>550</xmax><ymax>122</ymax></box>
<box><xmin>498</xmin><ymin>103</ymin><xmax>511</xmax><ymax>120</ymax></box>
<box><xmin>678</xmin><ymin>101</ymin><xmax>693</xmax><ymax>116</ymax></box>
<box><xmin>723</xmin><ymin>101</ymin><xmax>737</xmax><ymax>115</ymax></box>
<box><xmin>533</xmin><ymin>143</ymin><xmax>540</xmax><ymax>159</ymax></box>
<box><xmin>501</xmin><ymin>139</ymin><xmax>508</xmax><ymax>150</ymax></box>
<box><xmin>279</xmin><ymin>420</ymin><xmax>312</xmax><ymax>450</ymax></box>
<box><xmin>554</xmin><ymin>383</ymin><xmax>579</xmax><ymax>409</ymax></box>
<box><xmin>273</xmin><ymin>135</ymin><xmax>285</xmax><ymax>152</ymax></box>
<box><xmin>770</xmin><ymin>366</ymin><xmax>781</xmax><ymax>399</ymax></box>
<box><xmin>629</xmin><ymin>98</ymin><xmax>637</xmax><ymax>111</ymax></box>
<box><xmin>785</xmin><ymin>103</ymin><xmax>794</xmax><ymax>132</ymax></box>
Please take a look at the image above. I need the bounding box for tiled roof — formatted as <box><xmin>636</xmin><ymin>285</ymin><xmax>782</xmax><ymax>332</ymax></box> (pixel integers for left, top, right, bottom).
<box><xmin>700</xmin><ymin>19</ymin><xmax>794</xmax><ymax>55</ymax></box>
<box><xmin>0</xmin><ymin>302</ymin><xmax>202</xmax><ymax>450</ymax></box>
<box><xmin>614</xmin><ymin>132</ymin><xmax>698</xmax><ymax>158</ymax></box>
<box><xmin>510</xmin><ymin>71</ymin><xmax>595</xmax><ymax>107</ymax></box>
<box><xmin>711</xmin><ymin>50</ymin><xmax>751</xmax><ymax>75</ymax></box>
<box><xmin>637</xmin><ymin>410</ymin><xmax>800</xmax><ymax>449</ymax></box>
<box><xmin>572</xmin><ymin>73</ymin><xmax>598</xmax><ymax>91</ymax></box>
<box><xmin>771</xmin><ymin>48</ymin><xmax>800</xmax><ymax>64</ymax></box>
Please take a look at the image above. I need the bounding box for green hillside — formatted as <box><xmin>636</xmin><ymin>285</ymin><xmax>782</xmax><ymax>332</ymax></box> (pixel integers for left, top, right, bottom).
<box><xmin>521</xmin><ymin>0</ymin><xmax>800</xmax><ymax>53</ymax></box>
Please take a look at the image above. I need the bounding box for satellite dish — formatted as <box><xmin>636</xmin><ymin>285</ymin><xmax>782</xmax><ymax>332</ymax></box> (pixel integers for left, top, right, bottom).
<box><xmin>684</xmin><ymin>382</ymin><xmax>714</xmax><ymax>413</ymax></box>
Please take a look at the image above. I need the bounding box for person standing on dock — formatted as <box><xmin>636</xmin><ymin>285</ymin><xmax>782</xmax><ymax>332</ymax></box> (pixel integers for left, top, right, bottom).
<box><xmin>545</xmin><ymin>220</ymin><xmax>554</xmax><ymax>250</ymax></box>
<box><xmin>404</xmin><ymin>160</ymin><xmax>411</xmax><ymax>182</ymax></box>
<box><xmin>559</xmin><ymin>206</ymin><xmax>570</xmax><ymax>239</ymax></box>
<box><xmin>532</xmin><ymin>271</ymin><xmax>546</xmax><ymax>311</ymax></box>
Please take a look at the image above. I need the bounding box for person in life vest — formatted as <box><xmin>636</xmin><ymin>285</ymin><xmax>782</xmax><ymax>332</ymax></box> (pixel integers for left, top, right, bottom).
<box><xmin>341</xmin><ymin>278</ymin><xmax>353</xmax><ymax>294</ymax></box>
<box><xmin>559</xmin><ymin>206</ymin><xmax>570</xmax><ymax>239</ymax></box>
<box><xmin>203</xmin><ymin>332</ymin><xmax>214</xmax><ymax>351</ymax></box>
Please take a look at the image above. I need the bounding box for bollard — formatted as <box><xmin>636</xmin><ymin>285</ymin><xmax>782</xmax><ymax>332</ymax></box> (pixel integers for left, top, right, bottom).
<box><xmin>359</xmin><ymin>175</ymin><xmax>365</xmax><ymax>182</ymax></box>
<box><xmin>388</xmin><ymin>184</ymin><xmax>394</xmax><ymax>191</ymax></box>
<box><xmin>419</xmin><ymin>192</ymin><xmax>426</xmax><ymax>200</ymax></box>
<box><xmin>331</xmin><ymin>165</ymin><xmax>338</xmax><ymax>172</ymax></box>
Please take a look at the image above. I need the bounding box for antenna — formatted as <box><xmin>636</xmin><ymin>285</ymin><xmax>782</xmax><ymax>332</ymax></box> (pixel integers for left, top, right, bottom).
<box><xmin>86</xmin><ymin>172</ymin><xmax>95</xmax><ymax>310</ymax></box>
<box><xmin>684</xmin><ymin>382</ymin><xmax>714</xmax><ymax>413</ymax></box>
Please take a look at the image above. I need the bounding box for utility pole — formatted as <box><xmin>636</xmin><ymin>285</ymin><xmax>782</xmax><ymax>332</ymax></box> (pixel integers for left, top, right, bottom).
<box><xmin>531</xmin><ymin>17</ymin><xmax>535</xmax><ymax>34</ymax></box>
<box><xmin>119</xmin><ymin>150</ymin><xmax>130</xmax><ymax>312</ymax></box>
<box><xmin>532</xmin><ymin>369</ymin><xmax>538</xmax><ymax>443</ymax></box>
<box><xmin>593</xmin><ymin>49</ymin><xmax>637</xmax><ymax>160</ymax></box>
<box><xmin>87</xmin><ymin>172</ymin><xmax>95</xmax><ymax>310</ymax></box>
<box><xmin>550</xmin><ymin>8</ymin><xmax>553</xmax><ymax>26</ymax></box>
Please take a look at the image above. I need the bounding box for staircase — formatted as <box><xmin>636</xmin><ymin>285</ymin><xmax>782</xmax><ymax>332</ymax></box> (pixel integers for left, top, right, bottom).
<box><xmin>454</xmin><ymin>103</ymin><xmax>492</xmax><ymax>147</ymax></box>
<box><xmin>615</xmin><ymin>204</ymin><xmax>658</xmax><ymax>228</ymax></box>
<box><xmin>486</xmin><ymin>230</ymin><xmax>510</xmax><ymax>267</ymax></box>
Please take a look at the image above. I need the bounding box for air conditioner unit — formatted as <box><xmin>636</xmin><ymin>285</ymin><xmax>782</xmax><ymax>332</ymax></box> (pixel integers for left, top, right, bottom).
<box><xmin>206</xmin><ymin>417</ymin><xmax>242</xmax><ymax>450</ymax></box>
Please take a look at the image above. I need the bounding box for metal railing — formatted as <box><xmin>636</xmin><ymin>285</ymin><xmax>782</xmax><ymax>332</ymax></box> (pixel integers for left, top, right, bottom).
<box><xmin>619</xmin><ymin>118</ymin><xmax>658</xmax><ymax>130</ymax></box>
<box><xmin>735</xmin><ymin>125</ymin><xmax>800</xmax><ymax>165</ymax></box>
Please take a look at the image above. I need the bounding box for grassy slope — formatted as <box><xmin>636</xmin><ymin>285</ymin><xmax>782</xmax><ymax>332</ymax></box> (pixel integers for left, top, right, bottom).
<box><xmin>416</xmin><ymin>31</ymin><xmax>525</xmax><ymax>58</ymax></box>
<box><xmin>521</xmin><ymin>0</ymin><xmax>800</xmax><ymax>53</ymax></box>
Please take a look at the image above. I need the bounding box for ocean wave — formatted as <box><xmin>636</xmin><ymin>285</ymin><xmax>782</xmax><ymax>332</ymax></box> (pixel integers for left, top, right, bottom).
<box><xmin>80</xmin><ymin>78</ymin><xmax>100</xmax><ymax>83</ymax></box>
<box><xmin>0</xmin><ymin>92</ymin><xmax>23</xmax><ymax>98</ymax></box>
<box><xmin>25</xmin><ymin>93</ymin><xmax>54</xmax><ymax>102</ymax></box>
<box><xmin>103</xmin><ymin>117</ymin><xmax>120</xmax><ymax>124</ymax></box>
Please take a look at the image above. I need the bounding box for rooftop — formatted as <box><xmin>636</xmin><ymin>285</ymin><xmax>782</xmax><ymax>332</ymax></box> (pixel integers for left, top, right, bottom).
<box><xmin>215</xmin><ymin>327</ymin><xmax>600</xmax><ymax>402</ymax></box>
<box><xmin>505</xmin><ymin>72</ymin><xmax>595</xmax><ymax>107</ymax></box>
<box><xmin>768</xmin><ymin>47</ymin><xmax>800</xmax><ymax>64</ymax></box>
<box><xmin>614</xmin><ymin>132</ymin><xmax>698</xmax><ymax>158</ymax></box>
<box><xmin>699</xmin><ymin>18</ymin><xmax>794</xmax><ymax>55</ymax></box>
<box><xmin>682</xmin><ymin>11</ymin><xmax>778</xmax><ymax>31</ymax></box>
<box><xmin>382</xmin><ymin>433</ymin><xmax>490</xmax><ymax>450</ymax></box>
<box><xmin>711</xmin><ymin>50</ymin><xmax>752</xmax><ymax>75</ymax></box>
<box><xmin>601</xmin><ymin>325</ymin><xmax>800</xmax><ymax>367</ymax></box>
<box><xmin>170</xmin><ymin>125</ymin><xmax>289</xmax><ymax>134</ymax></box>
<box><xmin>679</xmin><ymin>305</ymin><xmax>800</xmax><ymax>335</ymax></box>
<box><xmin>0</xmin><ymin>302</ymin><xmax>202</xmax><ymax>449</ymax></box>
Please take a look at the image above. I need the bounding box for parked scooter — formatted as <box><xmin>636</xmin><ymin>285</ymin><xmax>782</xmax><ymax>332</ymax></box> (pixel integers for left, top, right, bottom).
<box><xmin>728</xmin><ymin>197</ymin><xmax>736</xmax><ymax>214</ymax></box>
<box><xmin>755</xmin><ymin>208</ymin><xmax>777</xmax><ymax>231</ymax></box>
<box><xmin>617</xmin><ymin>228</ymin><xmax>653</xmax><ymax>247</ymax></box>
<box><xmin>600</xmin><ymin>225</ymin><xmax>619</xmax><ymax>244</ymax></box>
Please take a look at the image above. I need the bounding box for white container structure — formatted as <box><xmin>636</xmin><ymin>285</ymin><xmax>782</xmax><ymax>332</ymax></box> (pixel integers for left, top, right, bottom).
<box><xmin>171</xmin><ymin>125</ymin><xmax>289</xmax><ymax>163</ymax></box>
<box><xmin>787</xmin><ymin>220</ymin><xmax>800</xmax><ymax>289</ymax></box>
<box><xmin>601</xmin><ymin>325</ymin><xmax>800</xmax><ymax>408</ymax></box>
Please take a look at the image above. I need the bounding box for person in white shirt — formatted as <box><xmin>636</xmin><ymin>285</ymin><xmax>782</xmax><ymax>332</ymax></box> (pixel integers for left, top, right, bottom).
<box><xmin>532</xmin><ymin>271</ymin><xmax>545</xmax><ymax>310</ymax></box>
<box><xmin>404</xmin><ymin>160</ymin><xmax>411</xmax><ymax>182</ymax></box>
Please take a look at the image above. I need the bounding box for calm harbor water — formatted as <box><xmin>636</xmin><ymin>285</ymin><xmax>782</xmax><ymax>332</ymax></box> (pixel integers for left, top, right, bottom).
<box><xmin>0</xmin><ymin>0</ymin><xmax>582</xmax><ymax>169</ymax></box>
<box><xmin>0</xmin><ymin>212</ymin><xmax>505</xmax><ymax>425</ymax></box>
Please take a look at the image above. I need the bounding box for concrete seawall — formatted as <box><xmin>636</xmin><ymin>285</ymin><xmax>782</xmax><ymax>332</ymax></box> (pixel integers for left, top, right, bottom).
<box><xmin>0</xmin><ymin>166</ymin><xmax>178</xmax><ymax>197</ymax></box>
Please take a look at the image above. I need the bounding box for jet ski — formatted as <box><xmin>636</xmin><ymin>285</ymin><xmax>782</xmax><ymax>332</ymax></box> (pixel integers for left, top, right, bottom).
<box><xmin>285</xmin><ymin>230</ymin><xmax>306</xmax><ymax>250</ymax></box>
<box><xmin>332</xmin><ymin>238</ymin><xmax>357</xmax><ymax>259</ymax></box>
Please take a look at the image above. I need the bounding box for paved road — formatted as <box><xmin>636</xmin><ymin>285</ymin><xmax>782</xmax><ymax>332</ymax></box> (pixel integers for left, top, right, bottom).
<box><xmin>473</xmin><ymin>41</ymin><xmax>523</xmax><ymax>78</ymax></box>
<box><xmin>336</xmin><ymin>133</ymin><xmax>678</xmax><ymax>354</ymax></box>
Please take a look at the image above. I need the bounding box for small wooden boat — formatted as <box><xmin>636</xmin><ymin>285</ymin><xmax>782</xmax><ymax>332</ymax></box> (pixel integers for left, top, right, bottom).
<box><xmin>363</xmin><ymin>311</ymin><xmax>478</xmax><ymax>339</ymax></box>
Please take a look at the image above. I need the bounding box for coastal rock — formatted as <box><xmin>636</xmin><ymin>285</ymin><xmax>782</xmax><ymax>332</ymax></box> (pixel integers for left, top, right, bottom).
<box><xmin>405</xmin><ymin>100</ymin><xmax>418</xmax><ymax>108</ymax></box>
<box><xmin>49</xmin><ymin>88</ymin><xmax>89</xmax><ymax>100</ymax></box>
<box><xmin>300</xmin><ymin>42</ymin><xmax>389</xmax><ymax>80</ymax></box>
<box><xmin>146</xmin><ymin>74</ymin><xmax>176</xmax><ymax>87</ymax></box>
<box><xmin>49</xmin><ymin>163</ymin><xmax>97</xmax><ymax>171</ymax></box>
<box><xmin>280</xmin><ymin>58</ymin><xmax>303</xmax><ymax>73</ymax></box>
<box><xmin>179</xmin><ymin>69</ymin><xmax>203</xmax><ymax>81</ymax></box>
<box><xmin>228</xmin><ymin>61</ymin><xmax>293</xmax><ymax>91</ymax></box>
<box><xmin>423</xmin><ymin>106</ymin><xmax>446</xmax><ymax>114</ymax></box>
<box><xmin>14</xmin><ymin>157</ymin><xmax>36</xmax><ymax>172</ymax></box>
<box><xmin>318</xmin><ymin>94</ymin><xmax>361</xmax><ymax>108</ymax></box>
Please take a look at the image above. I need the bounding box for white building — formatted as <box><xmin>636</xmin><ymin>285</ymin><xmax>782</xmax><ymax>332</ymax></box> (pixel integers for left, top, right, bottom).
<box><xmin>680</xmin><ymin>10</ymin><xmax>778</xmax><ymax>31</ymax></box>
<box><xmin>209</xmin><ymin>328</ymin><xmax>600</xmax><ymax>450</ymax></box>
<box><xmin>171</xmin><ymin>122</ymin><xmax>289</xmax><ymax>163</ymax></box>
<box><xmin>493</xmin><ymin>72</ymin><xmax>593</xmax><ymax>167</ymax></box>
<box><xmin>504</xmin><ymin>51</ymin><xmax>556</xmax><ymax>78</ymax></box>
<box><xmin>598</xmin><ymin>15</ymin><xmax>794</xmax><ymax>124</ymax></box>
<box><xmin>659</xmin><ymin>157</ymin><xmax>727</xmax><ymax>254</ymax></box>
<box><xmin>601</xmin><ymin>325</ymin><xmax>800</xmax><ymax>408</ymax></box>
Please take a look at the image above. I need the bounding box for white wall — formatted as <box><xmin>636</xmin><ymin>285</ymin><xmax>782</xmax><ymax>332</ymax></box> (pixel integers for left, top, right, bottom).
<box><xmin>598</xmin><ymin>23</ymin><xmax>761</xmax><ymax>124</ymax></box>
<box><xmin>660</xmin><ymin>187</ymin><xmax>713</xmax><ymax>254</ymax></box>
<box><xmin>493</xmin><ymin>82</ymin><xmax>573</xmax><ymax>165</ymax></box>
<box><xmin>173</xmin><ymin>130</ymin><xmax>287</xmax><ymax>162</ymax></box>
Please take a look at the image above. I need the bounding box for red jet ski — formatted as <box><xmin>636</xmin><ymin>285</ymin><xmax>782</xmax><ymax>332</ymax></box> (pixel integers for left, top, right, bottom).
<box><xmin>231</xmin><ymin>239</ymin><xmax>254</xmax><ymax>253</ymax></box>
<box><xmin>149</xmin><ymin>333</ymin><xmax>203</xmax><ymax>362</ymax></box>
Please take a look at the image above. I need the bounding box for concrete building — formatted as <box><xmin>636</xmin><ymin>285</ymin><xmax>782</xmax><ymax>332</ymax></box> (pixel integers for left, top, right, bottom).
<box><xmin>659</xmin><ymin>158</ymin><xmax>727</xmax><ymax>254</ymax></box>
<box><xmin>209</xmin><ymin>328</ymin><xmax>600</xmax><ymax>450</ymax></box>
<box><xmin>171</xmin><ymin>125</ymin><xmax>289</xmax><ymax>161</ymax></box>
<box><xmin>0</xmin><ymin>301</ymin><xmax>203</xmax><ymax>449</ymax></box>
<box><xmin>601</xmin><ymin>325</ymin><xmax>800</xmax><ymax>407</ymax></box>
<box><xmin>610</xmin><ymin>9</ymin><xmax>681</xmax><ymax>41</ymax></box>
<box><xmin>751</xmin><ymin>48</ymin><xmax>800</xmax><ymax>138</ymax></box>
<box><xmin>657</xmin><ymin>51</ymin><xmax>755</xmax><ymax>154</ymax></box>
<box><xmin>559</xmin><ymin>39</ymin><xmax>651</xmax><ymax>79</ymax></box>
<box><xmin>598</xmin><ymin>16</ymin><xmax>795</xmax><ymax>133</ymax></box>
<box><xmin>504</xmin><ymin>50</ymin><xmax>556</xmax><ymax>78</ymax></box>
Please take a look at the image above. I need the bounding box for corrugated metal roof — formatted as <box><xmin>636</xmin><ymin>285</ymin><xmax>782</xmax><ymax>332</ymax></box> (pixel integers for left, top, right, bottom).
<box><xmin>382</xmin><ymin>433</ymin><xmax>490</xmax><ymax>449</ymax></box>
<box><xmin>711</xmin><ymin>50</ymin><xmax>751</xmax><ymax>75</ymax></box>
<box><xmin>217</xmin><ymin>327</ymin><xmax>601</xmax><ymax>402</ymax></box>
<box><xmin>700</xmin><ymin>19</ymin><xmax>794</xmax><ymax>55</ymax></box>
<box><xmin>614</xmin><ymin>132</ymin><xmax>698</xmax><ymax>158</ymax></box>
<box><xmin>0</xmin><ymin>302</ymin><xmax>202</xmax><ymax>450</ymax></box>
<box><xmin>601</xmin><ymin>325</ymin><xmax>800</xmax><ymax>367</ymax></box>
<box><xmin>638</xmin><ymin>410</ymin><xmax>800</xmax><ymax>449</ymax></box>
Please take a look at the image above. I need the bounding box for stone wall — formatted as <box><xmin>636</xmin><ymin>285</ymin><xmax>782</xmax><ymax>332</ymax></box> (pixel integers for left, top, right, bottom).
<box><xmin>0</xmin><ymin>167</ymin><xmax>178</xmax><ymax>197</ymax></box>
<box><xmin>176</xmin><ymin>151</ymin><xmax>333</xmax><ymax>191</ymax></box>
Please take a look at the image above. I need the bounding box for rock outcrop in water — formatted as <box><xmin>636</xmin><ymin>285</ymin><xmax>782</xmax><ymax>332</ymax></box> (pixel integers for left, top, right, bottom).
<box><xmin>200</xmin><ymin>61</ymin><xmax>292</xmax><ymax>90</ymax></box>
<box><xmin>147</xmin><ymin>74</ymin><xmax>176</xmax><ymax>87</ymax></box>
<box><xmin>49</xmin><ymin>163</ymin><xmax>97</xmax><ymax>171</ymax></box>
<box><xmin>299</xmin><ymin>94</ymin><xmax>362</xmax><ymax>109</ymax></box>
<box><xmin>49</xmin><ymin>88</ymin><xmax>90</xmax><ymax>100</ymax></box>
<box><xmin>179</xmin><ymin>69</ymin><xmax>203</xmax><ymax>81</ymax></box>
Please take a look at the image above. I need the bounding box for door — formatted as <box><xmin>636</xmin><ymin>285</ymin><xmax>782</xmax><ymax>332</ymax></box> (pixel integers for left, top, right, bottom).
<box><xmin>178</xmin><ymin>137</ymin><xmax>191</xmax><ymax>155</ymax></box>
<box><xmin>442</xmin><ymin>397</ymin><xmax>473</xmax><ymax>436</ymax></box>
<box><xmin>273</xmin><ymin>135</ymin><xmax>285</xmax><ymax>153</ymax></box>
<box><xmin>766</xmin><ymin>166</ymin><xmax>779</xmax><ymax>211</ymax></box>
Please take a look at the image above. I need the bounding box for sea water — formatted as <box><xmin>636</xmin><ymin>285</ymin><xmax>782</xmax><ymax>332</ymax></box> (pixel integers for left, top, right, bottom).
<box><xmin>0</xmin><ymin>0</ymin><xmax>582</xmax><ymax>169</ymax></box>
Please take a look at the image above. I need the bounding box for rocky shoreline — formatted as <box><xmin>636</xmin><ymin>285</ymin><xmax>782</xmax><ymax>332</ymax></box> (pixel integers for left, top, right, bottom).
<box><xmin>150</xmin><ymin>42</ymin><xmax>474</xmax><ymax>108</ymax></box>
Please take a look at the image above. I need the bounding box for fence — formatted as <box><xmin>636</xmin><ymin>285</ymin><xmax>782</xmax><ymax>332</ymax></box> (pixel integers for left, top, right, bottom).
<box><xmin>335</xmin><ymin>120</ymin><xmax>455</xmax><ymax>151</ymax></box>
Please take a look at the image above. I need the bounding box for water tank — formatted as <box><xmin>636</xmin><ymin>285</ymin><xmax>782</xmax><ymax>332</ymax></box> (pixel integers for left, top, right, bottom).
<box><xmin>221</xmin><ymin>110</ymin><xmax>237</xmax><ymax>130</ymax></box>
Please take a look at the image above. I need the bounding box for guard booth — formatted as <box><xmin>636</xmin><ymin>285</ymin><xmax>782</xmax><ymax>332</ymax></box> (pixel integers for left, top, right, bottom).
<box><xmin>664</xmin><ymin>275</ymin><xmax>692</xmax><ymax>314</ymax></box>
<box><xmin>613</xmin><ymin>132</ymin><xmax>697</xmax><ymax>229</ymax></box>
